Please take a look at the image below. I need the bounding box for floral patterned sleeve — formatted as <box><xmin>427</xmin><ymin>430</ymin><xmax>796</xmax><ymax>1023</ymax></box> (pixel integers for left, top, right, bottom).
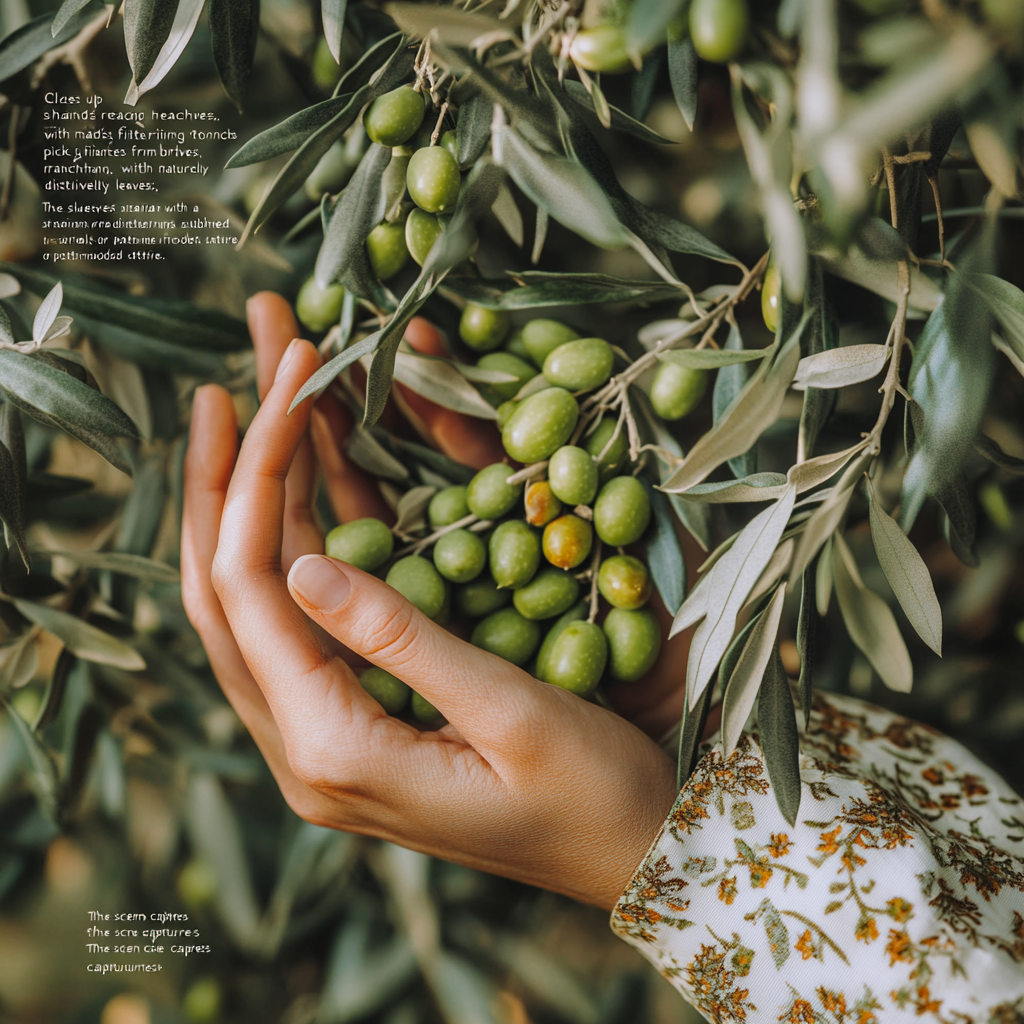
<box><xmin>610</xmin><ymin>691</ymin><xmax>1024</xmax><ymax>1022</ymax></box>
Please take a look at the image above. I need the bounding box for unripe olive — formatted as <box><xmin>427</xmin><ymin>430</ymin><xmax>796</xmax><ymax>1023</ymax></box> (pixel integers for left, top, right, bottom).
<box><xmin>184</xmin><ymin>978</ymin><xmax>221</xmax><ymax>1024</ymax></box>
<box><xmin>489</xmin><ymin>520</ymin><xmax>541</xmax><ymax>589</ymax></box>
<box><xmin>502</xmin><ymin>387</ymin><xmax>579</xmax><ymax>463</ymax></box>
<box><xmin>762</xmin><ymin>261</ymin><xmax>780</xmax><ymax>334</ymax></box>
<box><xmin>177</xmin><ymin>858</ymin><xmax>217</xmax><ymax>910</ymax></box>
<box><xmin>543</xmin><ymin>337</ymin><xmax>614</xmax><ymax>392</ymax></box>
<box><xmin>412</xmin><ymin>690</ymin><xmax>446</xmax><ymax>725</ymax></box>
<box><xmin>650</xmin><ymin>362</ymin><xmax>707</xmax><ymax>421</ymax></box>
<box><xmin>603</xmin><ymin>607</ymin><xmax>662</xmax><ymax>682</ymax></box>
<box><xmin>535</xmin><ymin>600</ymin><xmax>587</xmax><ymax>680</ymax></box>
<box><xmin>312</xmin><ymin>36</ymin><xmax>344</xmax><ymax>92</ymax></box>
<box><xmin>471</xmin><ymin>607</ymin><xmax>541</xmax><ymax>666</ymax></box>
<box><xmin>544</xmin><ymin>621</ymin><xmax>609</xmax><ymax>695</ymax></box>
<box><xmin>542</xmin><ymin>514</ymin><xmax>593</xmax><ymax>571</ymax></box>
<box><xmin>513</xmin><ymin>567</ymin><xmax>581</xmax><ymax>620</ymax></box>
<box><xmin>359</xmin><ymin>666</ymin><xmax>410</xmax><ymax>714</ymax></box>
<box><xmin>477</xmin><ymin>351</ymin><xmax>536</xmax><ymax>403</ymax></box>
<box><xmin>428</xmin><ymin>485</ymin><xmax>469</xmax><ymax>528</ymax></box>
<box><xmin>525</xmin><ymin>480</ymin><xmax>563</xmax><ymax>527</ymax></box>
<box><xmin>522</xmin><ymin>319</ymin><xmax>580</xmax><ymax>367</ymax></box>
<box><xmin>548</xmin><ymin>445</ymin><xmax>599</xmax><ymax>506</ymax></box>
<box><xmin>386</xmin><ymin>555</ymin><xmax>447</xmax><ymax>620</ymax></box>
<box><xmin>505</xmin><ymin>329</ymin><xmax>532</xmax><ymax>362</ymax></box>
<box><xmin>325</xmin><ymin>518</ymin><xmax>394</xmax><ymax>572</ymax></box>
<box><xmin>364</xmin><ymin>85</ymin><xmax>426</xmax><ymax>147</ymax></box>
<box><xmin>584</xmin><ymin>416</ymin><xmax>629</xmax><ymax>482</ymax></box>
<box><xmin>366</xmin><ymin>222</ymin><xmax>409</xmax><ymax>280</ymax></box>
<box><xmin>467</xmin><ymin>463</ymin><xmax>521</xmax><ymax>519</ymax></box>
<box><xmin>460</xmin><ymin>304</ymin><xmax>509</xmax><ymax>352</ymax></box>
<box><xmin>296</xmin><ymin>275</ymin><xmax>344</xmax><ymax>333</ymax></box>
<box><xmin>456</xmin><ymin>573</ymin><xmax>510</xmax><ymax>617</ymax></box>
<box><xmin>689</xmin><ymin>0</ymin><xmax>750</xmax><ymax>64</ymax></box>
<box><xmin>304</xmin><ymin>141</ymin><xmax>351</xmax><ymax>200</ymax></box>
<box><xmin>433</xmin><ymin>528</ymin><xmax>486</xmax><ymax>583</ymax></box>
<box><xmin>593</xmin><ymin>477</ymin><xmax>651</xmax><ymax>546</ymax></box>
<box><xmin>569</xmin><ymin>25</ymin><xmax>631</xmax><ymax>73</ymax></box>
<box><xmin>407</xmin><ymin>146</ymin><xmax>461</xmax><ymax>213</ymax></box>
<box><xmin>405</xmin><ymin>208</ymin><xmax>445</xmax><ymax>266</ymax></box>
<box><xmin>439</xmin><ymin>129</ymin><xmax>460</xmax><ymax>163</ymax></box>
<box><xmin>496</xmin><ymin>400</ymin><xmax>519</xmax><ymax>429</ymax></box>
<box><xmin>597</xmin><ymin>555</ymin><xmax>652</xmax><ymax>610</ymax></box>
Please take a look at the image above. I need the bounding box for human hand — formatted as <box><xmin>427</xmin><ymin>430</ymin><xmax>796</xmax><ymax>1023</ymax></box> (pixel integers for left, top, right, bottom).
<box><xmin>181</xmin><ymin>293</ymin><xmax>681</xmax><ymax>910</ymax></box>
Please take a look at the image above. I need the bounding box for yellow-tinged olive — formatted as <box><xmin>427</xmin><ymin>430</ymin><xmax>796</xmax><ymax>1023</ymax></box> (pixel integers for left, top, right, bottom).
<box><xmin>477</xmin><ymin>351</ymin><xmax>536</xmax><ymax>403</ymax></box>
<box><xmin>489</xmin><ymin>519</ymin><xmax>541</xmax><ymax>589</ymax></box>
<box><xmin>405</xmin><ymin>208</ymin><xmax>444</xmax><ymax>266</ymax></box>
<box><xmin>535</xmin><ymin>600</ymin><xmax>587</xmax><ymax>680</ymax></box>
<box><xmin>364</xmin><ymin>85</ymin><xmax>426</xmax><ymax>147</ymax></box>
<box><xmin>385</xmin><ymin>556</ymin><xmax>448</xmax><ymax>620</ymax></box>
<box><xmin>460</xmin><ymin>304</ymin><xmax>510</xmax><ymax>352</ymax></box>
<box><xmin>407</xmin><ymin>146</ymin><xmax>461</xmax><ymax>213</ymax></box>
<box><xmin>467</xmin><ymin>462</ymin><xmax>521</xmax><ymax>519</ymax></box>
<box><xmin>593</xmin><ymin>476</ymin><xmax>651</xmax><ymax>547</ymax></box>
<box><xmin>689</xmin><ymin>0</ymin><xmax>751</xmax><ymax>64</ymax></box>
<box><xmin>543</xmin><ymin>337</ymin><xmax>614</xmax><ymax>392</ymax></box>
<box><xmin>542</xmin><ymin>514</ymin><xmax>593</xmax><ymax>571</ymax></box>
<box><xmin>359</xmin><ymin>667</ymin><xmax>410</xmax><ymax>714</ymax></box>
<box><xmin>603</xmin><ymin>607</ymin><xmax>661</xmax><ymax>682</ymax></box>
<box><xmin>456</xmin><ymin>573</ymin><xmax>510</xmax><ymax>617</ymax></box>
<box><xmin>366</xmin><ymin>221</ymin><xmax>409</xmax><ymax>280</ymax></box>
<box><xmin>433</xmin><ymin>528</ymin><xmax>486</xmax><ymax>583</ymax></box>
<box><xmin>762</xmin><ymin>261</ymin><xmax>781</xmax><ymax>334</ymax></box>
<box><xmin>548</xmin><ymin>445</ymin><xmax>599</xmax><ymax>506</ymax></box>
<box><xmin>502</xmin><ymin>387</ymin><xmax>579</xmax><ymax>463</ymax></box>
<box><xmin>325</xmin><ymin>518</ymin><xmax>394</xmax><ymax>572</ymax></box>
<box><xmin>471</xmin><ymin>607</ymin><xmax>541</xmax><ymax>665</ymax></box>
<box><xmin>584</xmin><ymin>416</ymin><xmax>629</xmax><ymax>482</ymax></box>
<box><xmin>296</xmin><ymin>275</ymin><xmax>344</xmax><ymax>333</ymax></box>
<box><xmin>597</xmin><ymin>555</ymin><xmax>652</xmax><ymax>609</ymax></box>
<box><xmin>525</xmin><ymin>480</ymin><xmax>563</xmax><ymax>527</ymax></box>
<box><xmin>428</xmin><ymin>485</ymin><xmax>469</xmax><ymax>528</ymax></box>
<box><xmin>569</xmin><ymin>25</ymin><xmax>632</xmax><ymax>73</ymax></box>
<box><xmin>543</xmin><ymin>620</ymin><xmax>609</xmax><ymax>695</ymax></box>
<box><xmin>411</xmin><ymin>690</ymin><xmax>446</xmax><ymax>725</ymax></box>
<box><xmin>521</xmin><ymin>319</ymin><xmax>580</xmax><ymax>367</ymax></box>
<box><xmin>512</xmin><ymin>567</ymin><xmax>581</xmax><ymax>620</ymax></box>
<box><xmin>650</xmin><ymin>362</ymin><xmax>707</xmax><ymax>421</ymax></box>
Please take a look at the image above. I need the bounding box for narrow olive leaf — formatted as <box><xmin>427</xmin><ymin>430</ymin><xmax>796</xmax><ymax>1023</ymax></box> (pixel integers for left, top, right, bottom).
<box><xmin>210</xmin><ymin>0</ymin><xmax>260</xmax><ymax>113</ymax></box>
<box><xmin>14</xmin><ymin>600</ymin><xmax>145</xmax><ymax>671</ymax></box>
<box><xmin>385</xmin><ymin>2</ymin><xmax>507</xmax><ymax>47</ymax></box>
<box><xmin>713</xmin><ymin>320</ymin><xmax>756</xmax><ymax>479</ymax></box>
<box><xmin>964</xmin><ymin>272</ymin><xmax>1024</xmax><ymax>367</ymax></box>
<box><xmin>563</xmin><ymin>79</ymin><xmax>674</xmax><ymax>145</ymax></box>
<box><xmin>226</xmin><ymin>95</ymin><xmax>351</xmax><ymax>168</ymax></box>
<box><xmin>677</xmin><ymin>668</ymin><xmax>715</xmax><ymax>788</ymax></box>
<box><xmin>976</xmin><ymin>434</ymin><xmax>1024</xmax><ymax>475</ymax></box>
<box><xmin>867</xmin><ymin>487</ymin><xmax>941</xmax><ymax>655</ymax></box>
<box><xmin>0</xmin><ymin>692</ymin><xmax>60</xmax><ymax>823</ymax></box>
<box><xmin>455</xmin><ymin>90</ymin><xmax>492</xmax><ymax>168</ymax></box>
<box><xmin>796</xmin><ymin>562</ymin><xmax>816</xmax><ymax>727</ymax></box>
<box><xmin>347</xmin><ymin>428</ymin><xmax>409</xmax><ymax>482</ymax></box>
<box><xmin>322</xmin><ymin>0</ymin><xmax>347</xmax><ymax>63</ymax></box>
<box><xmin>680</xmin><ymin>485</ymin><xmax>797</xmax><ymax>709</ymax></box>
<box><xmin>394</xmin><ymin>485</ymin><xmax>435</xmax><ymax>536</ymax></box>
<box><xmin>757</xmin><ymin>645</ymin><xmax>802</xmax><ymax>826</ymax></box>
<box><xmin>391</xmin><ymin>437</ymin><xmax>475</xmax><ymax>485</ymax></box>
<box><xmin>0</xmin><ymin>440</ymin><xmax>29</xmax><ymax>568</ymax></box>
<box><xmin>42</xmin><ymin>316</ymin><xmax>73</xmax><ymax>344</ymax></box>
<box><xmin>786</xmin><ymin>439</ymin><xmax>869</xmax><ymax>494</ymax></box>
<box><xmin>722</xmin><ymin>583</ymin><xmax>787</xmax><ymax>758</ymax></box>
<box><xmin>455</xmin><ymin>363</ymin><xmax>517</xmax><ymax>385</ymax></box>
<box><xmin>631</xmin><ymin>47</ymin><xmax>661</xmax><ymax>122</ymax></box>
<box><xmin>52</xmin><ymin>0</ymin><xmax>94</xmax><ymax>36</ymax></box>
<box><xmin>289</xmin><ymin>331</ymin><xmax>381</xmax><ymax>411</ymax></box>
<box><xmin>743</xmin><ymin>539</ymin><xmax>794</xmax><ymax>614</ymax></box>
<box><xmin>445</xmin><ymin>272</ymin><xmax>679</xmax><ymax>309</ymax></box>
<box><xmin>658</xmin><ymin>347</ymin><xmax>770</xmax><ymax>370</ymax></box>
<box><xmin>678</xmin><ymin>473</ymin><xmax>788</xmax><ymax>504</ymax></box>
<box><xmin>796</xmin><ymin>256</ymin><xmax>836</xmax><ymax>463</ymax></box>
<box><xmin>792</xmin><ymin>344</ymin><xmax>888</xmax><ymax>391</ymax></box>
<box><xmin>0</xmin><ymin>8</ymin><xmax>96</xmax><ymax>82</ymax></box>
<box><xmin>662</xmin><ymin>316</ymin><xmax>806</xmax><ymax>494</ymax></box>
<box><xmin>31</xmin><ymin>282</ymin><xmax>62</xmax><ymax>345</ymax></box>
<box><xmin>76</xmin><ymin>317</ymin><xmax>227</xmax><ymax>377</ymax></box>
<box><xmin>718</xmin><ymin>611</ymin><xmax>760</xmax><ymax>702</ymax></box>
<box><xmin>0</xmin><ymin>303</ymin><xmax>13</xmax><ymax>347</ymax></box>
<box><xmin>626</xmin><ymin>0</ymin><xmax>685</xmax><ymax>58</ymax></box>
<box><xmin>125</xmin><ymin>0</ymin><xmax>206</xmax><ymax>106</ymax></box>
<box><xmin>643</xmin><ymin>481</ymin><xmax>686</xmax><ymax>616</ymax></box>
<box><xmin>815</xmin><ymin>537</ymin><xmax>833</xmax><ymax>616</ymax></box>
<box><xmin>123</xmin><ymin>0</ymin><xmax>178</xmax><ymax>87</ymax></box>
<box><xmin>491</xmin><ymin>182</ymin><xmax>524</xmax><ymax>248</ymax></box>
<box><xmin>392</xmin><ymin>352</ymin><xmax>498</xmax><ymax>420</ymax></box>
<box><xmin>832</xmin><ymin>533</ymin><xmax>912</xmax><ymax>693</ymax></box>
<box><xmin>42</xmin><ymin>551</ymin><xmax>180</xmax><ymax>583</ymax></box>
<box><xmin>667</xmin><ymin>35</ymin><xmax>699</xmax><ymax>132</ymax></box>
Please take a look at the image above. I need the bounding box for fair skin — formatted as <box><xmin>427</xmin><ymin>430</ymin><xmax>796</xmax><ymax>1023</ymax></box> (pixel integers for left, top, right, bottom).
<box><xmin>181</xmin><ymin>292</ymin><xmax>712</xmax><ymax>912</ymax></box>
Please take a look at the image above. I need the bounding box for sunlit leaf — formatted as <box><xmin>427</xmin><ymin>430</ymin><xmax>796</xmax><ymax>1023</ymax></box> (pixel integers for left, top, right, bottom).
<box><xmin>792</xmin><ymin>344</ymin><xmax>888</xmax><ymax>391</ymax></box>
<box><xmin>322</xmin><ymin>0</ymin><xmax>347</xmax><ymax>63</ymax></box>
<box><xmin>125</xmin><ymin>0</ymin><xmax>206</xmax><ymax>106</ymax></box>
<box><xmin>658</xmin><ymin>347</ymin><xmax>770</xmax><ymax>370</ymax></box>
<box><xmin>14</xmin><ymin>600</ymin><xmax>145</xmax><ymax>671</ymax></box>
<box><xmin>677</xmin><ymin>473</ymin><xmax>788</xmax><ymax>504</ymax></box>
<box><xmin>393</xmin><ymin>352</ymin><xmax>497</xmax><ymax>420</ymax></box>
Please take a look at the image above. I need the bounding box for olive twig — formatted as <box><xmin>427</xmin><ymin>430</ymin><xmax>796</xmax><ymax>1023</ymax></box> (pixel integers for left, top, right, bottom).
<box><xmin>505</xmin><ymin>461</ymin><xmax>548</xmax><ymax>486</ymax></box>
<box><xmin>395</xmin><ymin>513</ymin><xmax>492</xmax><ymax>557</ymax></box>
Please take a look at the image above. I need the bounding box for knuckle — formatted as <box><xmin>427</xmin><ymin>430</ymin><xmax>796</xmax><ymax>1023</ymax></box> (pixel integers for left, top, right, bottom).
<box><xmin>357</xmin><ymin>602</ymin><xmax>423</xmax><ymax>666</ymax></box>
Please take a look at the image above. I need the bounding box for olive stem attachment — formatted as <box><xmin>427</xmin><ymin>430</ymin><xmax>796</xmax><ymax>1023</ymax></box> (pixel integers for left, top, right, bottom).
<box><xmin>394</xmin><ymin>512</ymin><xmax>493</xmax><ymax>558</ymax></box>
<box><xmin>505</xmin><ymin>461</ymin><xmax>548</xmax><ymax>486</ymax></box>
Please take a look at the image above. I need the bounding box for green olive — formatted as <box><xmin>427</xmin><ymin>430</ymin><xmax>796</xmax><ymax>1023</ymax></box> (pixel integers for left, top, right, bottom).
<box><xmin>439</xmin><ymin>129</ymin><xmax>460</xmax><ymax>163</ymax></box>
<box><xmin>467</xmin><ymin>462</ymin><xmax>522</xmax><ymax>519</ymax></box>
<box><xmin>177</xmin><ymin>858</ymin><xmax>217</xmax><ymax>910</ymax></box>
<box><xmin>366</xmin><ymin>222</ymin><xmax>409</xmax><ymax>281</ymax></box>
<box><xmin>569</xmin><ymin>25</ymin><xmax>631</xmax><ymax>73</ymax></box>
<box><xmin>428</xmin><ymin>485</ymin><xmax>469</xmax><ymax>528</ymax></box>
<box><xmin>543</xmin><ymin>620</ymin><xmax>609</xmax><ymax>695</ymax></box>
<box><xmin>411</xmin><ymin>690</ymin><xmax>446</xmax><ymax>725</ymax></box>
<box><xmin>597</xmin><ymin>555</ymin><xmax>652</xmax><ymax>610</ymax></box>
<box><xmin>477</xmin><ymin>351</ymin><xmax>536</xmax><ymax>403</ymax></box>
<box><xmin>543</xmin><ymin>337</ymin><xmax>614</xmax><ymax>392</ymax></box>
<box><xmin>513</xmin><ymin>567</ymin><xmax>581</xmax><ymax>620</ymax></box>
<box><xmin>505</xmin><ymin>329</ymin><xmax>532</xmax><ymax>362</ymax></box>
<box><xmin>762</xmin><ymin>261</ymin><xmax>780</xmax><ymax>334</ymax></box>
<box><xmin>460</xmin><ymin>304</ymin><xmax>510</xmax><ymax>352</ymax></box>
<box><xmin>547</xmin><ymin>445</ymin><xmax>599</xmax><ymax>506</ymax></box>
<box><xmin>689</xmin><ymin>0</ymin><xmax>751</xmax><ymax>63</ymax></box>
<box><xmin>524</xmin><ymin>480</ymin><xmax>563</xmax><ymax>527</ymax></box>
<box><xmin>535</xmin><ymin>600</ymin><xmax>587</xmax><ymax>680</ymax></box>
<box><xmin>405</xmin><ymin>208</ymin><xmax>445</xmax><ymax>266</ymax></box>
<box><xmin>593</xmin><ymin>477</ymin><xmax>651</xmax><ymax>547</ymax></box>
<box><xmin>650</xmin><ymin>362</ymin><xmax>707</xmax><ymax>421</ymax></box>
<box><xmin>325</xmin><ymin>518</ymin><xmax>394</xmax><ymax>572</ymax></box>
<box><xmin>385</xmin><ymin>555</ymin><xmax>448</xmax><ymax>620</ymax></box>
<box><xmin>359</xmin><ymin>666</ymin><xmax>410</xmax><ymax>714</ymax></box>
<box><xmin>522</xmin><ymin>319</ymin><xmax>581</xmax><ymax>368</ymax></box>
<box><xmin>603</xmin><ymin>607</ymin><xmax>661</xmax><ymax>682</ymax></box>
<box><xmin>456</xmin><ymin>573</ymin><xmax>511</xmax><ymax>617</ymax></box>
<box><xmin>502</xmin><ymin>387</ymin><xmax>579</xmax><ymax>463</ymax></box>
<box><xmin>471</xmin><ymin>607</ymin><xmax>541</xmax><ymax>666</ymax></box>
<box><xmin>542</xmin><ymin>514</ymin><xmax>593</xmax><ymax>571</ymax></box>
<box><xmin>584</xmin><ymin>416</ymin><xmax>629</xmax><ymax>482</ymax></box>
<box><xmin>183</xmin><ymin>978</ymin><xmax>221</xmax><ymax>1024</ymax></box>
<box><xmin>364</xmin><ymin>85</ymin><xmax>426</xmax><ymax>147</ymax></box>
<box><xmin>407</xmin><ymin>146</ymin><xmax>461</xmax><ymax>213</ymax></box>
<box><xmin>312</xmin><ymin>36</ymin><xmax>344</xmax><ymax>92</ymax></box>
<box><xmin>496</xmin><ymin>400</ymin><xmax>519</xmax><ymax>429</ymax></box>
<box><xmin>433</xmin><ymin>528</ymin><xmax>486</xmax><ymax>583</ymax></box>
<box><xmin>304</xmin><ymin>141</ymin><xmax>351</xmax><ymax>201</ymax></box>
<box><xmin>296</xmin><ymin>275</ymin><xmax>344</xmax><ymax>333</ymax></box>
<box><xmin>489</xmin><ymin>520</ymin><xmax>541</xmax><ymax>589</ymax></box>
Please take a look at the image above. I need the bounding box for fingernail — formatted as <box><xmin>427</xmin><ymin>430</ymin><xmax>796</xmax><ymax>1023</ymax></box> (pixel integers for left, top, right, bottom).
<box><xmin>275</xmin><ymin>338</ymin><xmax>300</xmax><ymax>383</ymax></box>
<box><xmin>289</xmin><ymin>554</ymin><xmax>351</xmax><ymax>611</ymax></box>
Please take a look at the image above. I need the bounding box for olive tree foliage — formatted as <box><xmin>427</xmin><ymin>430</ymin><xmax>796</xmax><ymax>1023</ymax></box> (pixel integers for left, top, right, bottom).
<box><xmin>0</xmin><ymin>0</ymin><xmax>1023</xmax><ymax>1018</ymax></box>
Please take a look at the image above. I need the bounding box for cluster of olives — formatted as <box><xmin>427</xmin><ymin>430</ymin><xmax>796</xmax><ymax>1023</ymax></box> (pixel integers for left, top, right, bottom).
<box><xmin>320</xmin><ymin>315</ymin><xmax>708</xmax><ymax>726</ymax></box>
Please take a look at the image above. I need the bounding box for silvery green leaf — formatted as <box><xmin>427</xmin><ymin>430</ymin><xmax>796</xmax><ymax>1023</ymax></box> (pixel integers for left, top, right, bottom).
<box><xmin>1</xmin><ymin>634</ymin><xmax>38</xmax><ymax>690</ymax></box>
<box><xmin>713</xmin><ymin>320</ymin><xmax>756</xmax><ymax>478</ymax></box>
<box><xmin>722</xmin><ymin>583</ymin><xmax>787</xmax><ymax>757</ymax></box>
<box><xmin>41</xmin><ymin>315</ymin><xmax>73</xmax><ymax>343</ymax></box>
<box><xmin>393</xmin><ymin>352</ymin><xmax>497</xmax><ymax>420</ymax></box>
<box><xmin>832</xmin><ymin>533</ymin><xmax>912</xmax><ymax>693</ymax></box>
<box><xmin>815</xmin><ymin>536</ymin><xmax>833</xmax><ymax>616</ymax></box>
<box><xmin>677</xmin><ymin>485</ymin><xmax>797</xmax><ymax>709</ymax></box>
<box><xmin>0</xmin><ymin>274</ymin><xmax>19</xmax><ymax>298</ymax></box>
<box><xmin>786</xmin><ymin>439</ymin><xmax>869</xmax><ymax>494</ymax></box>
<box><xmin>657</xmin><ymin>347</ymin><xmax>770</xmax><ymax>370</ymax></box>
<box><xmin>0</xmin><ymin>692</ymin><xmax>59</xmax><ymax>822</ymax></box>
<box><xmin>667</xmin><ymin>35</ymin><xmax>699</xmax><ymax>132</ymax></box>
<box><xmin>868</xmin><ymin>487</ymin><xmax>941</xmax><ymax>655</ymax></box>
<box><xmin>0</xmin><ymin>8</ymin><xmax>95</xmax><ymax>82</ymax></box>
<box><xmin>815</xmin><ymin>238</ymin><xmax>942</xmax><ymax>313</ymax></box>
<box><xmin>563</xmin><ymin>79</ymin><xmax>674</xmax><ymax>145</ymax></box>
<box><xmin>123</xmin><ymin>0</ymin><xmax>177</xmax><ymax>86</ymax></box>
<box><xmin>51</xmin><ymin>0</ymin><xmax>94</xmax><ymax>36</ymax></box>
<box><xmin>0</xmin><ymin>303</ymin><xmax>13</xmax><ymax>347</ymax></box>
<box><xmin>964</xmin><ymin>272</ymin><xmax>1024</xmax><ymax>370</ymax></box>
<box><xmin>347</xmin><ymin>427</ymin><xmax>409</xmax><ymax>483</ymax></box>
<box><xmin>446</xmin><ymin>272</ymin><xmax>679</xmax><ymax>310</ymax></box>
<box><xmin>393</xmin><ymin>485</ymin><xmax>435</xmax><ymax>536</ymax></box>
<box><xmin>14</xmin><ymin>599</ymin><xmax>145</xmax><ymax>671</ymax></box>
<box><xmin>226</xmin><ymin>95</ymin><xmax>351</xmax><ymax>168</ymax></box>
<box><xmin>677</xmin><ymin>656</ymin><xmax>715</xmax><ymax>788</ymax></box>
<box><xmin>644</xmin><ymin>481</ymin><xmax>685</xmax><ymax>617</ymax></box>
<box><xmin>455</xmin><ymin>91</ymin><xmax>492</xmax><ymax>167</ymax></box>
<box><xmin>792</xmin><ymin>344</ymin><xmax>888</xmax><ymax>391</ymax></box>
<box><xmin>210</xmin><ymin>0</ymin><xmax>261</xmax><ymax>113</ymax></box>
<box><xmin>626</xmin><ymin>0</ymin><xmax>686</xmax><ymax>60</ymax></box>
<box><xmin>322</xmin><ymin>0</ymin><xmax>347</xmax><ymax>63</ymax></box>
<box><xmin>31</xmin><ymin>282</ymin><xmax>62</xmax><ymax>345</ymax></box>
<box><xmin>677</xmin><ymin>473</ymin><xmax>788</xmax><ymax>504</ymax></box>
<box><xmin>43</xmin><ymin>551</ymin><xmax>180</xmax><ymax>583</ymax></box>
<box><xmin>757</xmin><ymin>644</ymin><xmax>802</xmax><ymax>826</ymax></box>
<box><xmin>289</xmin><ymin>332</ymin><xmax>382</xmax><ymax>412</ymax></box>
<box><xmin>125</xmin><ymin>0</ymin><xmax>206</xmax><ymax>106</ymax></box>
<box><xmin>385</xmin><ymin>2</ymin><xmax>508</xmax><ymax>47</ymax></box>
<box><xmin>796</xmin><ymin>562</ymin><xmax>815</xmax><ymax>727</ymax></box>
<box><xmin>743</xmin><ymin>538</ymin><xmax>794</xmax><ymax>613</ymax></box>
<box><xmin>491</xmin><ymin>181</ymin><xmax>524</xmax><ymax>248</ymax></box>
